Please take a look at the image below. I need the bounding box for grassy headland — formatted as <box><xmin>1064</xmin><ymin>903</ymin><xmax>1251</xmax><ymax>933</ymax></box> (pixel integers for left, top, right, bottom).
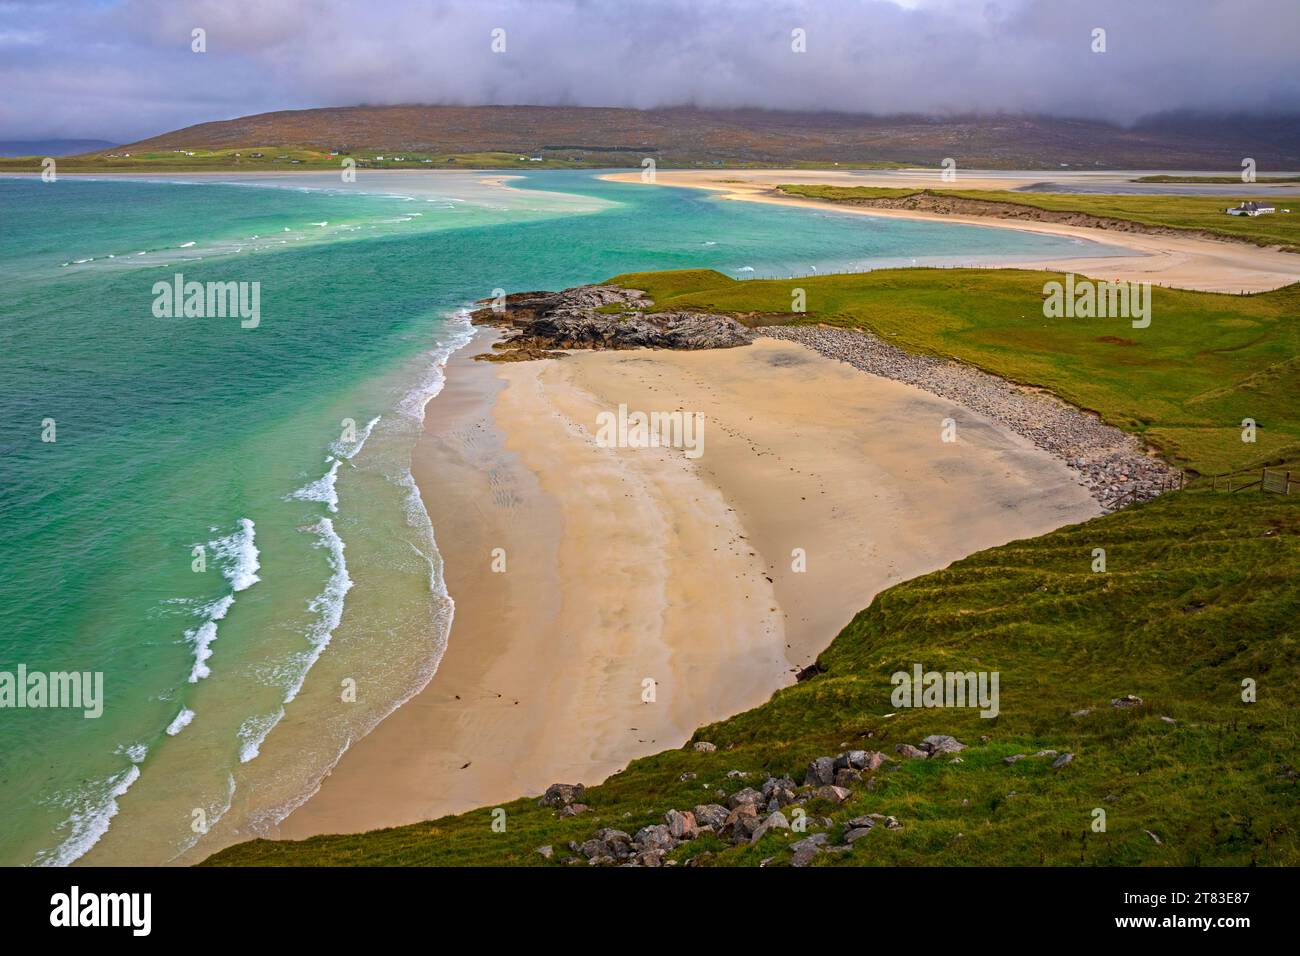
<box><xmin>777</xmin><ymin>185</ymin><xmax>1300</xmax><ymax>253</ymax></box>
<box><xmin>206</xmin><ymin>267</ymin><xmax>1299</xmax><ymax>867</ymax></box>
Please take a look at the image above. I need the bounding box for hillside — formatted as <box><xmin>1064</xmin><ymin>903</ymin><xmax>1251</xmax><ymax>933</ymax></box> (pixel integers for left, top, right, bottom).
<box><xmin>11</xmin><ymin>106</ymin><xmax>1300</xmax><ymax>171</ymax></box>
<box><xmin>206</xmin><ymin>268</ymin><xmax>1300</xmax><ymax>867</ymax></box>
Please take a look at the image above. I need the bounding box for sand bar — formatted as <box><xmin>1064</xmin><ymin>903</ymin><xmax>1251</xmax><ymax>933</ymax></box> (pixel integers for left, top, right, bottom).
<box><xmin>601</xmin><ymin>170</ymin><xmax>1300</xmax><ymax>293</ymax></box>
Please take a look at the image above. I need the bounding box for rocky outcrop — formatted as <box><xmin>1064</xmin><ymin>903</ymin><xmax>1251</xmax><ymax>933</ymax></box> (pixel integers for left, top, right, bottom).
<box><xmin>471</xmin><ymin>284</ymin><xmax>753</xmax><ymax>357</ymax></box>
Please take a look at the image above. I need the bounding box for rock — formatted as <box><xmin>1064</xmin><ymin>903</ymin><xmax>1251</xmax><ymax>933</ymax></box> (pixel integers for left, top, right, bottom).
<box><xmin>635</xmin><ymin>849</ymin><xmax>665</xmax><ymax>867</ymax></box>
<box><xmin>536</xmin><ymin>845</ymin><xmax>553</xmax><ymax>860</ymax></box>
<box><xmin>895</xmin><ymin>743</ymin><xmax>929</xmax><ymax>759</ymax></box>
<box><xmin>664</xmin><ymin>809</ymin><xmax>699</xmax><ymax>841</ymax></box>
<box><xmin>692</xmin><ymin>741</ymin><xmax>717</xmax><ymax>753</ymax></box>
<box><xmin>593</xmin><ymin>828</ymin><xmax>634</xmax><ymax>858</ymax></box>
<box><xmin>1033</xmin><ymin>750</ymin><xmax>1058</xmax><ymax>758</ymax></box>
<box><xmin>1071</xmin><ymin>708</ymin><xmax>1093</xmax><ymax>717</ymax></box>
<box><xmin>1003</xmin><ymin>754</ymin><xmax>1027</xmax><ymax>765</ymax></box>
<box><xmin>1160</xmin><ymin>716</ymin><xmax>1177</xmax><ymax>724</ymax></box>
<box><xmin>846</xmin><ymin>815</ymin><xmax>876</xmax><ymax>830</ymax></box>
<box><xmin>814</xmin><ymin>785</ymin><xmax>853</xmax><ymax>804</ymax></box>
<box><xmin>920</xmin><ymin>734</ymin><xmax>967</xmax><ymax>755</ymax></box>
<box><xmin>677</xmin><ymin>771</ymin><xmax>696</xmax><ymax>781</ymax></box>
<box><xmin>833</xmin><ymin>768</ymin><xmax>862</xmax><ymax>788</ymax></box>
<box><xmin>949</xmin><ymin>757</ymin><xmax>964</xmax><ymax>764</ymax></box>
<box><xmin>634</xmin><ymin>824</ymin><xmax>679</xmax><ymax>853</ymax></box>
<box><xmin>721</xmin><ymin>804</ymin><xmax>761</xmax><ymax>843</ymax></box>
<box><xmin>728</xmin><ymin>787</ymin><xmax>764</xmax><ymax>810</ymax></box>
<box><xmin>805</xmin><ymin>756</ymin><xmax>836</xmax><ymax>786</ymax></box>
<box><xmin>789</xmin><ymin>833</ymin><xmax>828</xmax><ymax>867</ymax></box>
<box><xmin>474</xmin><ymin>285</ymin><xmax>753</xmax><ymax>355</ymax></box>
<box><xmin>725</xmin><ymin>769</ymin><xmax>749</xmax><ymax>779</ymax></box>
<box><xmin>1111</xmin><ymin>695</ymin><xmax>1144</xmax><ymax>708</ymax></box>
<box><xmin>538</xmin><ymin>782</ymin><xmax>585</xmax><ymax>808</ymax></box>
<box><xmin>1144</xmin><ymin>829</ymin><xmax>1163</xmax><ymax>845</ymax></box>
<box><xmin>751</xmin><ymin>810</ymin><xmax>791</xmax><ymax>843</ymax></box>
<box><xmin>863</xmin><ymin>751</ymin><xmax>888</xmax><ymax>770</ymax></box>
<box><xmin>693</xmin><ymin>804</ymin><xmax>730</xmax><ymax>830</ymax></box>
<box><xmin>559</xmin><ymin>803</ymin><xmax>589</xmax><ymax>817</ymax></box>
<box><xmin>844</xmin><ymin>827</ymin><xmax>873</xmax><ymax>843</ymax></box>
<box><xmin>587</xmin><ymin>854</ymin><xmax>616</xmax><ymax>867</ymax></box>
<box><xmin>1052</xmin><ymin>752</ymin><xmax>1075</xmax><ymax>769</ymax></box>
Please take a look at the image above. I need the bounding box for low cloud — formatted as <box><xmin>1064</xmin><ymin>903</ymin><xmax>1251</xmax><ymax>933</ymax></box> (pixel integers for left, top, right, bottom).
<box><xmin>4</xmin><ymin>0</ymin><xmax>1298</xmax><ymax>142</ymax></box>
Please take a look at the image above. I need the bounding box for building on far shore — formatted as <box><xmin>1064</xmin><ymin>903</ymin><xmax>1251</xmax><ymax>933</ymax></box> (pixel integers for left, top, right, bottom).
<box><xmin>1227</xmin><ymin>201</ymin><xmax>1277</xmax><ymax>216</ymax></box>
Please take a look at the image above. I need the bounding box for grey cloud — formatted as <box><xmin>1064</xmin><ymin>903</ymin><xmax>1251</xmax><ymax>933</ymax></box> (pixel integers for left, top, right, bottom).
<box><xmin>2</xmin><ymin>0</ymin><xmax>1297</xmax><ymax>142</ymax></box>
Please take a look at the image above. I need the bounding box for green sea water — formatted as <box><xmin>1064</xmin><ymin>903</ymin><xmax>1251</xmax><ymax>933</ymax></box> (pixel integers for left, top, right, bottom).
<box><xmin>0</xmin><ymin>170</ymin><xmax>1125</xmax><ymax>865</ymax></box>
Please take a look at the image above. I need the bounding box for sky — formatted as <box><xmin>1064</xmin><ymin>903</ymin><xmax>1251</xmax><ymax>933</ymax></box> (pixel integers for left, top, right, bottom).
<box><xmin>2</xmin><ymin>0</ymin><xmax>1298</xmax><ymax>143</ymax></box>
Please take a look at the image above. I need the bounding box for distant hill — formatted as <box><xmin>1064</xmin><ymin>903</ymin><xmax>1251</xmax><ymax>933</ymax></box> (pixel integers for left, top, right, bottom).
<box><xmin>0</xmin><ymin>139</ymin><xmax>117</xmax><ymax>157</ymax></box>
<box><xmin>110</xmin><ymin>105</ymin><xmax>1300</xmax><ymax>169</ymax></box>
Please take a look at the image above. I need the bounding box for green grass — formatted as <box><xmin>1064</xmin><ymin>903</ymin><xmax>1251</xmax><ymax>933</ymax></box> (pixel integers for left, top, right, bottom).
<box><xmin>205</xmin><ymin>265</ymin><xmax>1300</xmax><ymax>867</ymax></box>
<box><xmin>777</xmin><ymin>185</ymin><xmax>1300</xmax><ymax>252</ymax></box>
<box><xmin>606</xmin><ymin>268</ymin><xmax>1300</xmax><ymax>475</ymax></box>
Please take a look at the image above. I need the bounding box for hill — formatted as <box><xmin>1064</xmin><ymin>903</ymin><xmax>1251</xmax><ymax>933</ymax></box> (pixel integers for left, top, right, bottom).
<box><xmin>11</xmin><ymin>107</ymin><xmax>1300</xmax><ymax>171</ymax></box>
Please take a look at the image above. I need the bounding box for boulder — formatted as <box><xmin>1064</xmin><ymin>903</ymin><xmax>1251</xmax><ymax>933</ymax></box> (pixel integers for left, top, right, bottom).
<box><xmin>559</xmin><ymin>803</ymin><xmax>589</xmax><ymax>817</ymax></box>
<box><xmin>538</xmin><ymin>782</ymin><xmax>585</xmax><ymax>808</ymax></box>
<box><xmin>693</xmin><ymin>803</ymin><xmax>730</xmax><ymax>830</ymax></box>
<box><xmin>692</xmin><ymin>741</ymin><xmax>717</xmax><ymax>752</ymax></box>
<box><xmin>728</xmin><ymin>787</ymin><xmax>764</xmax><ymax>810</ymax></box>
<box><xmin>750</xmin><ymin>810</ymin><xmax>791</xmax><ymax>843</ymax></box>
<box><xmin>895</xmin><ymin>743</ymin><xmax>929</xmax><ymax>759</ymax></box>
<box><xmin>664</xmin><ymin>809</ymin><xmax>699</xmax><ymax>840</ymax></box>
<box><xmin>814</xmin><ymin>785</ymin><xmax>853</xmax><ymax>804</ymax></box>
<box><xmin>844</xmin><ymin>827</ymin><xmax>873</xmax><ymax>843</ymax></box>
<box><xmin>805</xmin><ymin>756</ymin><xmax>836</xmax><ymax>786</ymax></box>
<box><xmin>920</xmin><ymin>734</ymin><xmax>967</xmax><ymax>755</ymax></box>
<box><xmin>833</xmin><ymin>768</ymin><xmax>863</xmax><ymax>788</ymax></box>
<box><xmin>634</xmin><ymin>824</ymin><xmax>679</xmax><ymax>853</ymax></box>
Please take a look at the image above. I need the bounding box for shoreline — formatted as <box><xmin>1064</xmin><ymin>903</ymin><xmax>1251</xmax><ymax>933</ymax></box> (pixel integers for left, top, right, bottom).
<box><xmin>599</xmin><ymin>170</ymin><xmax>1300</xmax><ymax>293</ymax></box>
<box><xmin>276</xmin><ymin>332</ymin><xmax>1102</xmax><ymax>840</ymax></box>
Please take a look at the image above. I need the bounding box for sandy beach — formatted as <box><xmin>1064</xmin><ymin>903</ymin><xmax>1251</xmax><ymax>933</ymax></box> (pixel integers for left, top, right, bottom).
<box><xmin>600</xmin><ymin>169</ymin><xmax>1300</xmax><ymax>293</ymax></box>
<box><xmin>278</xmin><ymin>332</ymin><xmax>1099</xmax><ymax>838</ymax></box>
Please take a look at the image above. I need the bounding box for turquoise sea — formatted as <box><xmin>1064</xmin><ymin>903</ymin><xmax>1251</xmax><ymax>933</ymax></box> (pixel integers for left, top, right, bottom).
<box><xmin>0</xmin><ymin>170</ymin><xmax>1123</xmax><ymax>865</ymax></box>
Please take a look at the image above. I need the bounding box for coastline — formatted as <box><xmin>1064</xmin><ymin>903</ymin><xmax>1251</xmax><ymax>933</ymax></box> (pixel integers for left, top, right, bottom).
<box><xmin>277</xmin><ymin>333</ymin><xmax>1101</xmax><ymax>840</ymax></box>
<box><xmin>599</xmin><ymin>170</ymin><xmax>1300</xmax><ymax>293</ymax></box>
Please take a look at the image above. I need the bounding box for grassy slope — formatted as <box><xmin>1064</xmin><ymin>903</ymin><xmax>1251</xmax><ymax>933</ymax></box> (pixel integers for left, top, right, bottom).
<box><xmin>778</xmin><ymin>185</ymin><xmax>1300</xmax><ymax>252</ymax></box>
<box><xmin>207</xmin><ymin>268</ymin><xmax>1300</xmax><ymax>867</ymax></box>
<box><xmin>609</xmin><ymin>268</ymin><xmax>1300</xmax><ymax>475</ymax></box>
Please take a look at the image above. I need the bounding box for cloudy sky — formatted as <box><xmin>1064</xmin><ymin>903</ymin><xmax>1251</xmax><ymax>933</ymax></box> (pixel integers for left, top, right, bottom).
<box><xmin>3</xmin><ymin>0</ymin><xmax>1298</xmax><ymax>143</ymax></box>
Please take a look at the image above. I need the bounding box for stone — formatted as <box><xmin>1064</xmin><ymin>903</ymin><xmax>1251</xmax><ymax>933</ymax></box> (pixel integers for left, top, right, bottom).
<box><xmin>844</xmin><ymin>827</ymin><xmax>873</xmax><ymax>843</ymax></box>
<box><xmin>1111</xmin><ymin>695</ymin><xmax>1144</xmax><ymax>708</ymax></box>
<box><xmin>1052</xmin><ymin>752</ymin><xmax>1075</xmax><ymax>769</ymax></box>
<box><xmin>559</xmin><ymin>803</ymin><xmax>589</xmax><ymax>817</ymax></box>
<box><xmin>535</xmin><ymin>845</ymin><xmax>553</xmax><ymax>860</ymax></box>
<box><xmin>538</xmin><ymin>782</ymin><xmax>585</xmax><ymax>808</ymax></box>
<box><xmin>692</xmin><ymin>741</ymin><xmax>717</xmax><ymax>752</ymax></box>
<box><xmin>693</xmin><ymin>803</ymin><xmax>729</xmax><ymax>830</ymax></box>
<box><xmin>814</xmin><ymin>785</ymin><xmax>852</xmax><ymax>804</ymax></box>
<box><xmin>895</xmin><ymin>743</ymin><xmax>929</xmax><ymax>759</ymax></box>
<box><xmin>751</xmin><ymin>810</ymin><xmax>791</xmax><ymax>843</ymax></box>
<box><xmin>833</xmin><ymin>768</ymin><xmax>863</xmax><ymax>788</ymax></box>
<box><xmin>863</xmin><ymin>751</ymin><xmax>889</xmax><ymax>770</ymax></box>
<box><xmin>677</xmin><ymin>771</ymin><xmax>697</xmax><ymax>781</ymax></box>
<box><xmin>1033</xmin><ymin>750</ymin><xmax>1058</xmax><ymax>758</ymax></box>
<box><xmin>920</xmin><ymin>734</ymin><xmax>967</xmax><ymax>755</ymax></box>
<box><xmin>634</xmin><ymin>824</ymin><xmax>679</xmax><ymax>853</ymax></box>
<box><xmin>664</xmin><ymin>809</ymin><xmax>698</xmax><ymax>840</ymax></box>
<box><xmin>722</xmin><ymin>804</ymin><xmax>761</xmax><ymax>842</ymax></box>
<box><xmin>725</xmin><ymin>769</ymin><xmax>749</xmax><ymax>779</ymax></box>
<box><xmin>728</xmin><ymin>787</ymin><xmax>764</xmax><ymax>810</ymax></box>
<box><xmin>805</xmin><ymin>756</ymin><xmax>836</xmax><ymax>786</ymax></box>
<box><xmin>1003</xmin><ymin>754</ymin><xmax>1027</xmax><ymax>765</ymax></box>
